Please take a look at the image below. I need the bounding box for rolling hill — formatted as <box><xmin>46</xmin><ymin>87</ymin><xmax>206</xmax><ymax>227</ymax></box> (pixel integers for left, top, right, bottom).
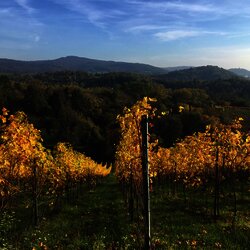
<box><xmin>0</xmin><ymin>56</ymin><xmax>168</xmax><ymax>75</ymax></box>
<box><xmin>158</xmin><ymin>65</ymin><xmax>237</xmax><ymax>81</ymax></box>
<box><xmin>229</xmin><ymin>68</ymin><xmax>250</xmax><ymax>78</ymax></box>
<box><xmin>0</xmin><ymin>57</ymin><xmax>241</xmax><ymax>82</ymax></box>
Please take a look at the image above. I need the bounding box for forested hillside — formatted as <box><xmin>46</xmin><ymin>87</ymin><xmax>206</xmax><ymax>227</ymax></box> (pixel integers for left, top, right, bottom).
<box><xmin>1</xmin><ymin>71</ymin><xmax>250</xmax><ymax>163</ymax></box>
<box><xmin>157</xmin><ymin>65</ymin><xmax>236</xmax><ymax>81</ymax></box>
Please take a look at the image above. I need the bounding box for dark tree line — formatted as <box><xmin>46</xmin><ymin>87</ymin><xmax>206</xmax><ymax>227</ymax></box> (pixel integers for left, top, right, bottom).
<box><xmin>0</xmin><ymin>71</ymin><xmax>250</xmax><ymax>162</ymax></box>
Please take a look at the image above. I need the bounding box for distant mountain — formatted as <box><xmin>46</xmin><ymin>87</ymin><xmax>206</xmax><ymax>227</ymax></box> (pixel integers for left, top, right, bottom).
<box><xmin>229</xmin><ymin>68</ymin><xmax>250</xmax><ymax>78</ymax></box>
<box><xmin>0</xmin><ymin>56</ymin><xmax>168</xmax><ymax>75</ymax></box>
<box><xmin>0</xmin><ymin>57</ymin><xmax>241</xmax><ymax>81</ymax></box>
<box><xmin>163</xmin><ymin>66</ymin><xmax>192</xmax><ymax>72</ymax></box>
<box><xmin>158</xmin><ymin>65</ymin><xmax>237</xmax><ymax>81</ymax></box>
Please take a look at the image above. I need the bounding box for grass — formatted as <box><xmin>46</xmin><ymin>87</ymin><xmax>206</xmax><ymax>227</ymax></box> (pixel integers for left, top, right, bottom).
<box><xmin>13</xmin><ymin>175</ymin><xmax>136</xmax><ymax>249</ymax></box>
<box><xmin>1</xmin><ymin>175</ymin><xmax>249</xmax><ymax>249</ymax></box>
<box><xmin>150</xmin><ymin>186</ymin><xmax>250</xmax><ymax>249</ymax></box>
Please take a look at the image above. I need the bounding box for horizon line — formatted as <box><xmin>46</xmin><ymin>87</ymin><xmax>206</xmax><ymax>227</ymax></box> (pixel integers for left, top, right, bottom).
<box><xmin>0</xmin><ymin>55</ymin><xmax>248</xmax><ymax>71</ymax></box>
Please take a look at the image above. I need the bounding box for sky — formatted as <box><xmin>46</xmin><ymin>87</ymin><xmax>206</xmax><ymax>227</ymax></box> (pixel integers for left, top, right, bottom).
<box><xmin>1</xmin><ymin>0</ymin><xmax>250</xmax><ymax>69</ymax></box>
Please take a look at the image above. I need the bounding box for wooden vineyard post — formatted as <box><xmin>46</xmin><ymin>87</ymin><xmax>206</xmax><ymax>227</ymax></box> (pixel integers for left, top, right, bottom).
<box><xmin>141</xmin><ymin>115</ymin><xmax>151</xmax><ymax>249</ymax></box>
<box><xmin>33</xmin><ymin>163</ymin><xmax>38</xmax><ymax>226</ymax></box>
<box><xmin>214</xmin><ymin>146</ymin><xmax>220</xmax><ymax>221</ymax></box>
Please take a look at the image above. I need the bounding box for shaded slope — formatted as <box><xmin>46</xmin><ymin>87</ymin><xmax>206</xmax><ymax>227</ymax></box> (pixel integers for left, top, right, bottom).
<box><xmin>158</xmin><ymin>65</ymin><xmax>237</xmax><ymax>81</ymax></box>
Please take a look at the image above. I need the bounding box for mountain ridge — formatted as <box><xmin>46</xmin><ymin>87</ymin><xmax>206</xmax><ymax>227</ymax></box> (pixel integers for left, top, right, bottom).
<box><xmin>0</xmin><ymin>56</ymin><xmax>246</xmax><ymax>81</ymax></box>
<box><xmin>0</xmin><ymin>56</ymin><xmax>168</xmax><ymax>75</ymax></box>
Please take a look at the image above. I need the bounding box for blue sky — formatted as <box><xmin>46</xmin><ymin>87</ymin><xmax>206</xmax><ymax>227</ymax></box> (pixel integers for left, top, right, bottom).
<box><xmin>1</xmin><ymin>0</ymin><xmax>250</xmax><ymax>69</ymax></box>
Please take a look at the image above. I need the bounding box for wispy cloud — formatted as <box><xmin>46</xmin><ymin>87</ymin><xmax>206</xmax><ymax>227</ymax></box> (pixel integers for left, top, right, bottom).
<box><xmin>155</xmin><ymin>30</ymin><xmax>199</xmax><ymax>41</ymax></box>
<box><xmin>155</xmin><ymin>30</ymin><xmax>227</xmax><ymax>41</ymax></box>
<box><xmin>15</xmin><ymin>0</ymin><xmax>35</xmax><ymax>13</ymax></box>
<box><xmin>127</xmin><ymin>0</ymin><xmax>250</xmax><ymax>17</ymax></box>
<box><xmin>49</xmin><ymin>0</ymin><xmax>250</xmax><ymax>41</ymax></box>
<box><xmin>0</xmin><ymin>8</ymin><xmax>11</xmax><ymax>14</ymax></box>
<box><xmin>226</xmin><ymin>31</ymin><xmax>250</xmax><ymax>39</ymax></box>
<box><xmin>128</xmin><ymin>0</ymin><xmax>215</xmax><ymax>13</ymax></box>
<box><xmin>0</xmin><ymin>4</ymin><xmax>43</xmax><ymax>50</ymax></box>
<box><xmin>125</xmin><ymin>25</ymin><xmax>169</xmax><ymax>33</ymax></box>
<box><xmin>51</xmin><ymin>0</ymin><xmax>126</xmax><ymax>29</ymax></box>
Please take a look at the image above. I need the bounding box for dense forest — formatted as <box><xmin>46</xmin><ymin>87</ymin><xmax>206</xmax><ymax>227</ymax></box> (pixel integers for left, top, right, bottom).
<box><xmin>1</xmin><ymin>70</ymin><xmax>250</xmax><ymax>163</ymax></box>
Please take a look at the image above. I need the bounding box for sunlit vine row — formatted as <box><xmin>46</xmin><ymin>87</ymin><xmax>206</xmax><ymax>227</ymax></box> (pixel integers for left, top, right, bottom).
<box><xmin>54</xmin><ymin>142</ymin><xmax>111</xmax><ymax>190</ymax></box>
<box><xmin>155</xmin><ymin>118</ymin><xmax>250</xmax><ymax>188</ymax></box>
<box><xmin>115</xmin><ymin>98</ymin><xmax>249</xmax><ymax>221</ymax></box>
<box><xmin>115</xmin><ymin>97</ymin><xmax>158</xmax><ymax>186</ymax></box>
<box><xmin>0</xmin><ymin>108</ymin><xmax>111</xmax><ymax>209</ymax></box>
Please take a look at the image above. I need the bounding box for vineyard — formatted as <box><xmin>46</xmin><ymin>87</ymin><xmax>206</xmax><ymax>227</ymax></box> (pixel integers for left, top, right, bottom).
<box><xmin>115</xmin><ymin>97</ymin><xmax>249</xmax><ymax>248</ymax></box>
<box><xmin>0</xmin><ymin>98</ymin><xmax>249</xmax><ymax>249</ymax></box>
<box><xmin>0</xmin><ymin>108</ymin><xmax>111</xmax><ymax>248</ymax></box>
